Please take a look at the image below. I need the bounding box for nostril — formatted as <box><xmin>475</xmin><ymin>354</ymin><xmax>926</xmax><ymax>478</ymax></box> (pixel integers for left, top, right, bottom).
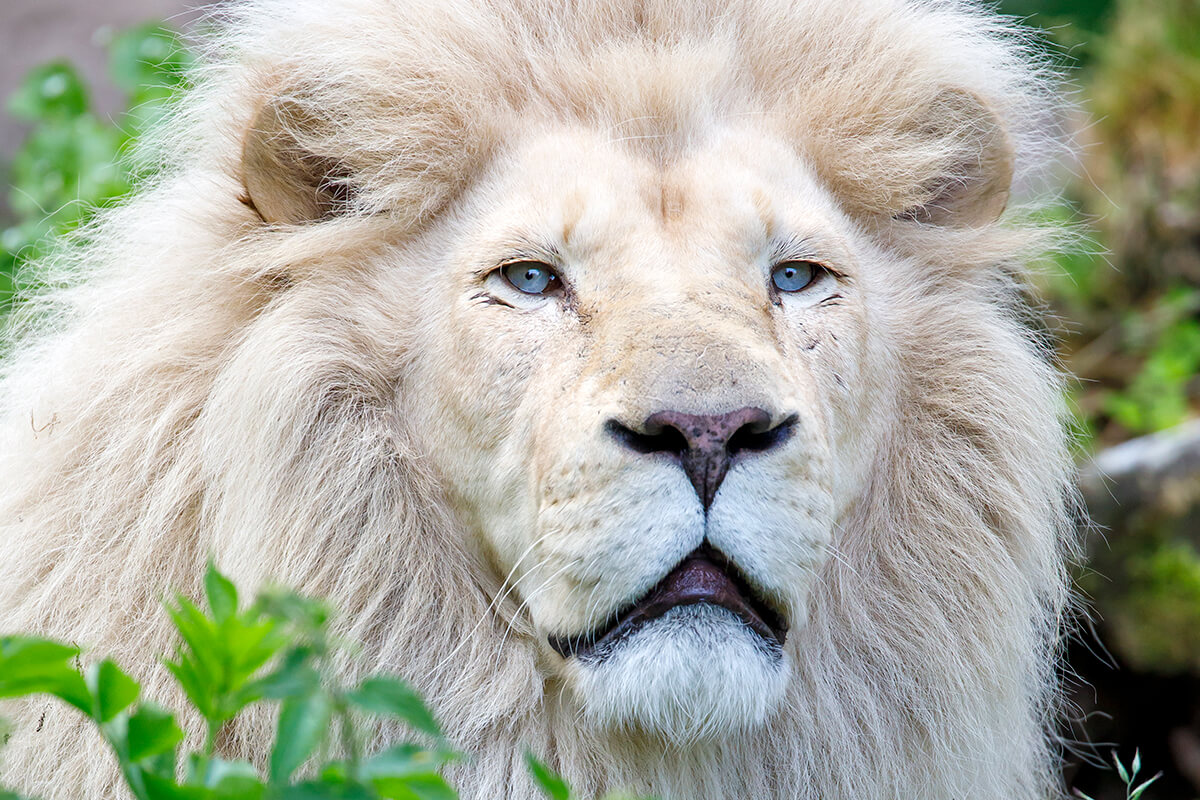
<box><xmin>726</xmin><ymin>412</ymin><xmax>798</xmax><ymax>456</ymax></box>
<box><xmin>605</xmin><ymin>418</ymin><xmax>688</xmax><ymax>456</ymax></box>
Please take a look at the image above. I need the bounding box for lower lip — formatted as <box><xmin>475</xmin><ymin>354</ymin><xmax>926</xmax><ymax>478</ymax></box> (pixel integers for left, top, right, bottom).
<box><xmin>547</xmin><ymin>549</ymin><xmax>787</xmax><ymax>659</ymax></box>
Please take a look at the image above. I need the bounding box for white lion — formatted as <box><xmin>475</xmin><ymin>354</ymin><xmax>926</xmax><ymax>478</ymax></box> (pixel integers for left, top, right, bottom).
<box><xmin>0</xmin><ymin>0</ymin><xmax>1075</xmax><ymax>798</ymax></box>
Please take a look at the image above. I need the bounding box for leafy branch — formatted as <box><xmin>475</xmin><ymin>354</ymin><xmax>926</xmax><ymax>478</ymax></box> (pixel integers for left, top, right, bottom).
<box><xmin>1</xmin><ymin>563</ymin><xmax>462</xmax><ymax>800</ymax></box>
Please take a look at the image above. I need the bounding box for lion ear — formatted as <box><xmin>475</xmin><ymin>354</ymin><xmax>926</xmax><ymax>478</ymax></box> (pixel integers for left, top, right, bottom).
<box><xmin>893</xmin><ymin>89</ymin><xmax>1014</xmax><ymax>228</ymax></box>
<box><xmin>241</xmin><ymin>98</ymin><xmax>350</xmax><ymax>225</ymax></box>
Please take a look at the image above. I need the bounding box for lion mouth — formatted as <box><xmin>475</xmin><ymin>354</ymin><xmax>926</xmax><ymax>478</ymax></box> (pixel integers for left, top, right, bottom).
<box><xmin>547</xmin><ymin>543</ymin><xmax>788</xmax><ymax>660</ymax></box>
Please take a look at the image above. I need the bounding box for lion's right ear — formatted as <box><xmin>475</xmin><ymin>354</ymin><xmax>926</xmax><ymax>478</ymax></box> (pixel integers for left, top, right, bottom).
<box><xmin>241</xmin><ymin>99</ymin><xmax>350</xmax><ymax>225</ymax></box>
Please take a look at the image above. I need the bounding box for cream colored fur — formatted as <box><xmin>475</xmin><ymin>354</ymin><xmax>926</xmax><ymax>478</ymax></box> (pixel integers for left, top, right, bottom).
<box><xmin>0</xmin><ymin>1</ymin><xmax>1074</xmax><ymax>798</ymax></box>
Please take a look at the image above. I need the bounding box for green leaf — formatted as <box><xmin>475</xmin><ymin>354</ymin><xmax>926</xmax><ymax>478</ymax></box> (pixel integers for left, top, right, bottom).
<box><xmin>163</xmin><ymin>596</ymin><xmax>225</xmax><ymax>718</ymax></box>
<box><xmin>0</xmin><ymin>636</ymin><xmax>91</xmax><ymax>714</ymax></box>
<box><xmin>0</xmin><ymin>670</ymin><xmax>91</xmax><ymax>715</ymax></box>
<box><xmin>0</xmin><ymin>636</ymin><xmax>79</xmax><ymax>667</ymax></box>
<box><xmin>525</xmin><ymin>753</ymin><xmax>570</xmax><ymax>800</ymax></box>
<box><xmin>372</xmin><ymin>773</ymin><xmax>456</xmax><ymax>800</ymax></box>
<box><xmin>253</xmin><ymin>591</ymin><xmax>330</xmax><ymax>633</ymax></box>
<box><xmin>166</xmin><ymin>596</ymin><xmax>224</xmax><ymax>681</ymax></box>
<box><xmin>205</xmin><ymin>759</ymin><xmax>265</xmax><ymax>799</ymax></box>
<box><xmin>363</xmin><ymin>744</ymin><xmax>458</xmax><ymax>777</ymax></box>
<box><xmin>269</xmin><ymin>690</ymin><xmax>333</xmax><ymax>784</ymax></box>
<box><xmin>279</xmin><ymin>782</ymin><xmax>375</xmax><ymax>800</ymax></box>
<box><xmin>1113</xmin><ymin>750</ymin><xmax>1130</xmax><ymax>784</ymax></box>
<box><xmin>126</xmin><ymin>704</ymin><xmax>185</xmax><ymax>763</ymax></box>
<box><xmin>86</xmin><ymin>659</ymin><xmax>140</xmax><ymax>723</ymax></box>
<box><xmin>163</xmin><ymin>656</ymin><xmax>209</xmax><ymax>720</ymax></box>
<box><xmin>1129</xmin><ymin>772</ymin><xmax>1162</xmax><ymax>800</ymax></box>
<box><xmin>205</xmin><ymin>562</ymin><xmax>239</xmax><ymax>624</ymax></box>
<box><xmin>141</xmin><ymin>772</ymin><xmax>206</xmax><ymax>800</ymax></box>
<box><xmin>248</xmin><ymin>651</ymin><xmax>321</xmax><ymax>701</ymax></box>
<box><xmin>221</xmin><ymin>618</ymin><xmax>289</xmax><ymax>689</ymax></box>
<box><xmin>183</xmin><ymin>753</ymin><xmax>207</xmax><ymax>786</ymax></box>
<box><xmin>362</xmin><ymin>744</ymin><xmax>460</xmax><ymax>799</ymax></box>
<box><xmin>347</xmin><ymin>678</ymin><xmax>441</xmax><ymax>739</ymax></box>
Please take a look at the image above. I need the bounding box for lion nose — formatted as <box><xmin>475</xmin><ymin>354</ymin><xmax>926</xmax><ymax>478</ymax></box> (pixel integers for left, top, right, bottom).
<box><xmin>607</xmin><ymin>407</ymin><xmax>796</xmax><ymax>510</ymax></box>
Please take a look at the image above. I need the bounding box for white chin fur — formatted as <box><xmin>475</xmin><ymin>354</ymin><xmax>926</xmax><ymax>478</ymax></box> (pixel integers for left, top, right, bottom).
<box><xmin>571</xmin><ymin>604</ymin><xmax>790</xmax><ymax>745</ymax></box>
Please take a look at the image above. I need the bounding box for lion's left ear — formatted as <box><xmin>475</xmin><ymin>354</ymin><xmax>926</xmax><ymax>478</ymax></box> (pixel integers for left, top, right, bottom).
<box><xmin>811</xmin><ymin>88</ymin><xmax>1016</xmax><ymax>230</ymax></box>
<box><xmin>894</xmin><ymin>89</ymin><xmax>1014</xmax><ymax>227</ymax></box>
<box><xmin>241</xmin><ymin>98</ymin><xmax>351</xmax><ymax>225</ymax></box>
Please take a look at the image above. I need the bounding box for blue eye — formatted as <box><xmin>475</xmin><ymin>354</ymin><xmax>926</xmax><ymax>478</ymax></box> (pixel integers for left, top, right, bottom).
<box><xmin>502</xmin><ymin>261</ymin><xmax>559</xmax><ymax>295</ymax></box>
<box><xmin>771</xmin><ymin>261</ymin><xmax>817</xmax><ymax>293</ymax></box>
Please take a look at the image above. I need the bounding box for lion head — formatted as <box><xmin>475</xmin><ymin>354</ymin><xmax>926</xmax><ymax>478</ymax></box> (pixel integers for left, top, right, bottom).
<box><xmin>0</xmin><ymin>1</ymin><xmax>1074</xmax><ymax>798</ymax></box>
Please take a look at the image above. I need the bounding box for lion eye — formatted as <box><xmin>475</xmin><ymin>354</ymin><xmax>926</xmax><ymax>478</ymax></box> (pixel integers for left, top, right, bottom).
<box><xmin>502</xmin><ymin>261</ymin><xmax>560</xmax><ymax>295</ymax></box>
<box><xmin>771</xmin><ymin>261</ymin><xmax>818</xmax><ymax>293</ymax></box>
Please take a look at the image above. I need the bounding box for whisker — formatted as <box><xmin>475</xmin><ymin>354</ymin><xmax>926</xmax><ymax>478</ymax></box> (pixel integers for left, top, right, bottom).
<box><xmin>426</xmin><ymin>530</ymin><xmax>556</xmax><ymax>674</ymax></box>
<box><xmin>494</xmin><ymin>559</ymin><xmax>578</xmax><ymax>657</ymax></box>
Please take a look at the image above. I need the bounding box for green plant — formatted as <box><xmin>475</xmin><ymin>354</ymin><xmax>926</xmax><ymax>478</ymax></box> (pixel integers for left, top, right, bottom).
<box><xmin>0</xmin><ymin>564</ymin><xmax>642</xmax><ymax>800</ymax></box>
<box><xmin>1074</xmin><ymin>749</ymin><xmax>1161</xmax><ymax>800</ymax></box>
<box><xmin>1</xmin><ymin>24</ymin><xmax>193</xmax><ymax>306</ymax></box>
<box><xmin>0</xmin><ymin>563</ymin><xmax>460</xmax><ymax>800</ymax></box>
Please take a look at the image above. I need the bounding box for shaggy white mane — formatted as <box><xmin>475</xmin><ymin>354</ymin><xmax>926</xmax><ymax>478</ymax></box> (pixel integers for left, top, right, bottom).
<box><xmin>0</xmin><ymin>1</ymin><xmax>1074</xmax><ymax>798</ymax></box>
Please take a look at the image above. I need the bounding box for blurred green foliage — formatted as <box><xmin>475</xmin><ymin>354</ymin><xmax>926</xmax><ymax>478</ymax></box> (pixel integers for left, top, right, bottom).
<box><xmin>1015</xmin><ymin>0</ymin><xmax>1200</xmax><ymax>448</ymax></box>
<box><xmin>1117</xmin><ymin>542</ymin><xmax>1200</xmax><ymax>673</ymax></box>
<box><xmin>1021</xmin><ymin>5</ymin><xmax>1200</xmax><ymax>796</ymax></box>
<box><xmin>1104</xmin><ymin>291</ymin><xmax>1200</xmax><ymax>435</ymax></box>
<box><xmin>1000</xmin><ymin>0</ymin><xmax>1115</xmax><ymax>55</ymax></box>
<box><xmin>0</xmin><ymin>23</ymin><xmax>193</xmax><ymax>307</ymax></box>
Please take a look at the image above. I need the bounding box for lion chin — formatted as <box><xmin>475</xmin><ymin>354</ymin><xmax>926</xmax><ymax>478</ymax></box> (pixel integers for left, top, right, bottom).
<box><xmin>569</xmin><ymin>604</ymin><xmax>791</xmax><ymax>743</ymax></box>
<box><xmin>0</xmin><ymin>0</ymin><xmax>1076</xmax><ymax>798</ymax></box>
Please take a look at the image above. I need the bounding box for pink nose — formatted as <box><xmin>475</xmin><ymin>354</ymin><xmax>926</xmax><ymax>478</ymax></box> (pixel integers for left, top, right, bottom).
<box><xmin>607</xmin><ymin>407</ymin><xmax>796</xmax><ymax>509</ymax></box>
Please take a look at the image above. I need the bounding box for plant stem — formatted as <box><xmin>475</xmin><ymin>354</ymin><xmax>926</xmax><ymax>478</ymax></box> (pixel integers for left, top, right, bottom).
<box><xmin>338</xmin><ymin>699</ymin><xmax>361</xmax><ymax>780</ymax></box>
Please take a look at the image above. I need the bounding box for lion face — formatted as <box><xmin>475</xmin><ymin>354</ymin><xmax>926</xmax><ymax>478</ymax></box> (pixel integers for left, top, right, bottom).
<box><xmin>402</xmin><ymin>122</ymin><xmax>888</xmax><ymax>741</ymax></box>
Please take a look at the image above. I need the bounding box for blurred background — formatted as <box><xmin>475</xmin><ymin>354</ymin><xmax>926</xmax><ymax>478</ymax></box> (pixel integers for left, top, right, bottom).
<box><xmin>0</xmin><ymin>1</ymin><xmax>1197</xmax><ymax>797</ymax></box>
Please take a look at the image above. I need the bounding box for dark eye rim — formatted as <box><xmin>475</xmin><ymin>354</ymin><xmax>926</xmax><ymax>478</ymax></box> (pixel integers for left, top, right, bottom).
<box><xmin>498</xmin><ymin>259</ymin><xmax>563</xmax><ymax>296</ymax></box>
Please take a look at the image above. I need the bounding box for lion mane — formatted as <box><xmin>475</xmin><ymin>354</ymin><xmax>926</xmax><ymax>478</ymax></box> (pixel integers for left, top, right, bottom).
<box><xmin>0</xmin><ymin>0</ymin><xmax>1074</xmax><ymax>798</ymax></box>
